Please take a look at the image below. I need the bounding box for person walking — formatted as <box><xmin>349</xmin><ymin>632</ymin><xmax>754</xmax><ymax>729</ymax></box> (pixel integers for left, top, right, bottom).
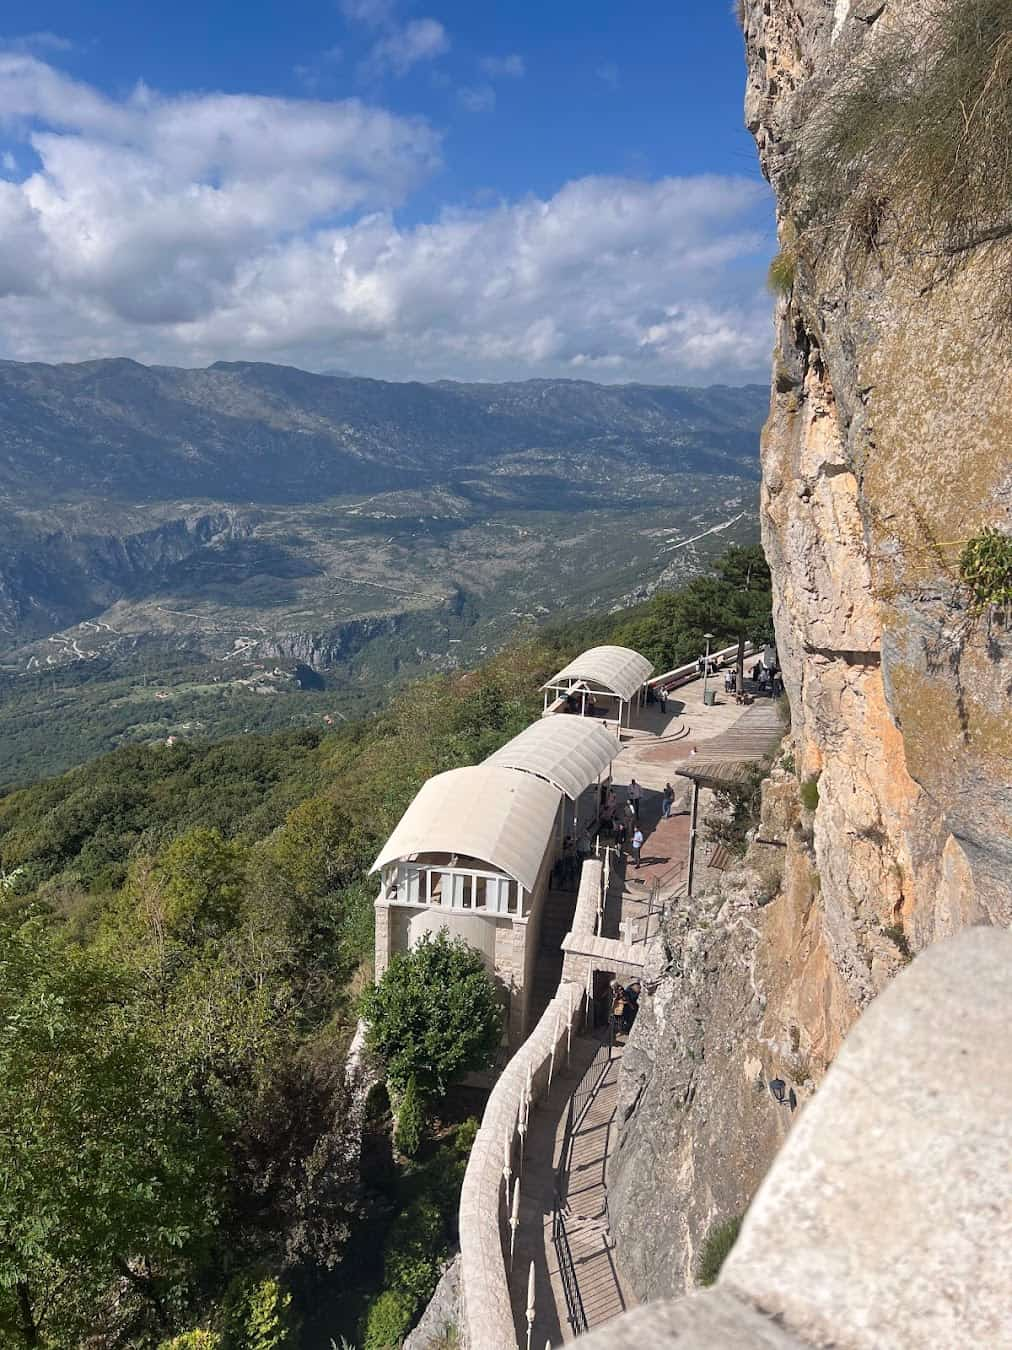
<box><xmin>661</xmin><ymin>782</ymin><xmax>674</xmax><ymax>819</ymax></box>
<box><xmin>622</xmin><ymin>980</ymin><xmax>642</xmax><ymax>1032</ymax></box>
<box><xmin>658</xmin><ymin>686</ymin><xmax>668</xmax><ymax>714</ymax></box>
<box><xmin>629</xmin><ymin>778</ymin><xmax>642</xmax><ymax>818</ymax></box>
<box><xmin>631</xmin><ymin>826</ymin><xmax>644</xmax><ymax>868</ymax></box>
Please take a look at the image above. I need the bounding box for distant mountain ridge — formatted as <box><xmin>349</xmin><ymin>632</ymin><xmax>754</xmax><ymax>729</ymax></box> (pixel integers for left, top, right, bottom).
<box><xmin>0</xmin><ymin>358</ymin><xmax>767</xmax><ymax>506</ymax></box>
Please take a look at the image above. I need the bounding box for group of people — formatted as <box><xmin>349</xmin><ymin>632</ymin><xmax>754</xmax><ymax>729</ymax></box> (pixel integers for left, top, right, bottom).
<box><xmin>610</xmin><ymin>978</ymin><xmax>642</xmax><ymax>1035</ymax></box>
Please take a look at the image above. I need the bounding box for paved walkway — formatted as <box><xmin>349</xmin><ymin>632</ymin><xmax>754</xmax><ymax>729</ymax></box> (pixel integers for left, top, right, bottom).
<box><xmin>509</xmin><ymin>1030</ymin><xmax>636</xmax><ymax>1346</ymax></box>
<box><xmin>512</xmin><ymin>678</ymin><xmax>783</xmax><ymax>1343</ymax></box>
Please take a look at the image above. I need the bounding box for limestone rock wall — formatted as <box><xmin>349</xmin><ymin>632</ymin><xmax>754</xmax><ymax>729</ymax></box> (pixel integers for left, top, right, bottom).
<box><xmin>608</xmin><ymin>0</ymin><xmax>1011</xmax><ymax>1302</ymax></box>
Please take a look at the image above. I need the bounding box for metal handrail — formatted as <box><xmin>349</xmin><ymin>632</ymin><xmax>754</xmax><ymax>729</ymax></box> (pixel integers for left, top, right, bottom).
<box><xmin>630</xmin><ymin>859</ymin><xmax>686</xmax><ymax>944</ymax></box>
<box><xmin>551</xmin><ymin>1201</ymin><xmax>588</xmax><ymax>1337</ymax></box>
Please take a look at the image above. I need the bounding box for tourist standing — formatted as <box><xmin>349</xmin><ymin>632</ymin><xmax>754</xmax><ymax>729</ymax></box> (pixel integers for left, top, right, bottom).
<box><xmin>658</xmin><ymin>686</ymin><xmax>668</xmax><ymax>713</ymax></box>
<box><xmin>629</xmin><ymin>778</ymin><xmax>642</xmax><ymax>818</ymax></box>
<box><xmin>631</xmin><ymin>826</ymin><xmax>644</xmax><ymax>868</ymax></box>
<box><xmin>661</xmin><ymin>782</ymin><xmax>674</xmax><ymax>819</ymax></box>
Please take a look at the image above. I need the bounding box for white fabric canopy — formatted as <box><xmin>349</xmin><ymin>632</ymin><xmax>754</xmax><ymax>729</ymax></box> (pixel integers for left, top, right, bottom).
<box><xmin>370</xmin><ymin>764</ymin><xmax>561</xmax><ymax>893</ymax></box>
<box><xmin>542</xmin><ymin>644</ymin><xmax>655</xmax><ymax>704</ymax></box>
<box><xmin>485</xmin><ymin>716</ymin><xmax>621</xmax><ymax>801</ymax></box>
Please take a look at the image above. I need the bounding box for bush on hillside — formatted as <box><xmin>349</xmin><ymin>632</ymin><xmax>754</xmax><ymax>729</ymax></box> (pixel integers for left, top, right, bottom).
<box><xmin>362</xmin><ymin>1288</ymin><xmax>415</xmax><ymax>1350</ymax></box>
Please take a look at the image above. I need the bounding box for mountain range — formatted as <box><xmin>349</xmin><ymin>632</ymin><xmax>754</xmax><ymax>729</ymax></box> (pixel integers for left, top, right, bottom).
<box><xmin>0</xmin><ymin>359</ymin><xmax>768</xmax><ymax>781</ymax></box>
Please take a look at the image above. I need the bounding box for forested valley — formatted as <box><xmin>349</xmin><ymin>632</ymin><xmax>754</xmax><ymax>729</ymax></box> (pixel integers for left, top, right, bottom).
<box><xmin>0</xmin><ymin>549</ymin><xmax>768</xmax><ymax>1350</ymax></box>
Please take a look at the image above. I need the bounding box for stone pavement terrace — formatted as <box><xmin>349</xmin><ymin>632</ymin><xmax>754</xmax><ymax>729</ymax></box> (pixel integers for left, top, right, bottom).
<box><xmin>600</xmin><ymin>674</ymin><xmax>774</xmax><ymax>942</ymax></box>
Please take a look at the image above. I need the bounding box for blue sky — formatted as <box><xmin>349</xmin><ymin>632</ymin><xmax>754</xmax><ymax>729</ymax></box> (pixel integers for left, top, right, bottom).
<box><xmin>0</xmin><ymin>3</ymin><xmax>775</xmax><ymax>383</ymax></box>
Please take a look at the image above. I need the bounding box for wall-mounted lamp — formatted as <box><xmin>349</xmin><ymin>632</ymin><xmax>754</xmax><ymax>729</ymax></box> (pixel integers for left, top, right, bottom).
<box><xmin>769</xmin><ymin>1078</ymin><xmax>798</xmax><ymax>1112</ymax></box>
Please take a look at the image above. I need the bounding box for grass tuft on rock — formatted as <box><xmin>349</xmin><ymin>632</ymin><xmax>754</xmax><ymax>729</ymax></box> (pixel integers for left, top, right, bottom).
<box><xmin>767</xmin><ymin>249</ymin><xmax>797</xmax><ymax>296</ymax></box>
<box><xmin>698</xmin><ymin>1215</ymin><xmax>743</xmax><ymax>1286</ymax></box>
<box><xmin>799</xmin><ymin>774</ymin><xmax>820</xmax><ymax>812</ymax></box>
<box><xmin>798</xmin><ymin>0</ymin><xmax>1012</xmax><ymax>314</ymax></box>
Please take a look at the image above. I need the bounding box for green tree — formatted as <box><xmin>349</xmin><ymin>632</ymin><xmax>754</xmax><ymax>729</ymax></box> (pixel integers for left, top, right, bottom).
<box><xmin>673</xmin><ymin>547</ymin><xmax>773</xmax><ymax>688</ymax></box>
<box><xmin>0</xmin><ymin>914</ymin><xmax>221</xmax><ymax>1348</ymax></box>
<box><xmin>394</xmin><ymin>1076</ymin><xmax>426</xmax><ymax>1159</ymax></box>
<box><xmin>156</xmin><ymin>827</ymin><xmax>246</xmax><ymax>941</ymax></box>
<box><xmin>715</xmin><ymin>546</ymin><xmax>774</xmax><ymax>689</ymax></box>
<box><xmin>361</xmin><ymin>931</ymin><xmax>501</xmax><ymax>1098</ymax></box>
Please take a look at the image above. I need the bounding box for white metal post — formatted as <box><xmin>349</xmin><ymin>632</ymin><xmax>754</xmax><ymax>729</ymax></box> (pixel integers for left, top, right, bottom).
<box><xmin>526</xmin><ymin>1262</ymin><xmax>536</xmax><ymax>1350</ymax></box>
<box><xmin>510</xmin><ymin>1177</ymin><xmax>521</xmax><ymax>1271</ymax></box>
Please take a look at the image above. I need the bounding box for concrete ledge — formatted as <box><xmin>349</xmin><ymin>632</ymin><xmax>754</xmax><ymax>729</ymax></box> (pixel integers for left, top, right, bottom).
<box><xmin>572</xmin><ymin>927</ymin><xmax>1012</xmax><ymax>1349</ymax></box>
<box><xmin>561</xmin><ymin>932</ymin><xmax>644</xmax><ymax>968</ymax></box>
<box><xmin>573</xmin><ymin>1287</ymin><xmax>805</xmax><ymax>1348</ymax></box>
<box><xmin>722</xmin><ymin>926</ymin><xmax>1012</xmax><ymax>1350</ymax></box>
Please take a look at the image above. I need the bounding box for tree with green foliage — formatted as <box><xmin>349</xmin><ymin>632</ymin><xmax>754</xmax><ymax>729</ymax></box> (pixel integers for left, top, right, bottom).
<box><xmin>156</xmin><ymin>827</ymin><xmax>246</xmax><ymax>940</ymax></box>
<box><xmin>718</xmin><ymin>546</ymin><xmax>775</xmax><ymax>688</ymax></box>
<box><xmin>394</xmin><ymin>1076</ymin><xmax>426</xmax><ymax>1159</ymax></box>
<box><xmin>0</xmin><ymin>913</ymin><xmax>222</xmax><ymax>1348</ymax></box>
<box><xmin>361</xmin><ymin>931</ymin><xmax>501</xmax><ymax>1098</ymax></box>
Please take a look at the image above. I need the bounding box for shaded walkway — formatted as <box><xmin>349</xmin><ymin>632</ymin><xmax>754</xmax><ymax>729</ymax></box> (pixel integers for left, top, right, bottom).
<box><xmin>509</xmin><ymin>1030</ymin><xmax>636</xmax><ymax>1346</ymax></box>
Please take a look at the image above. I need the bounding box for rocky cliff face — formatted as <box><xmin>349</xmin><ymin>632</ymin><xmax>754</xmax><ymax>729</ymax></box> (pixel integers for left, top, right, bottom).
<box><xmin>0</xmin><ymin>510</ymin><xmax>253</xmax><ymax>641</ymax></box>
<box><xmin>609</xmin><ymin>0</ymin><xmax>1011</xmax><ymax>1301</ymax></box>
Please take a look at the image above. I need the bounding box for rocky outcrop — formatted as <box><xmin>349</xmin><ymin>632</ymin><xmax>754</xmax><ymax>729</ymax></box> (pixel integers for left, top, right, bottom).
<box><xmin>0</xmin><ymin>510</ymin><xmax>253</xmax><ymax>641</ymax></box>
<box><xmin>609</xmin><ymin>0</ymin><xmax>1011</xmax><ymax>1303</ymax></box>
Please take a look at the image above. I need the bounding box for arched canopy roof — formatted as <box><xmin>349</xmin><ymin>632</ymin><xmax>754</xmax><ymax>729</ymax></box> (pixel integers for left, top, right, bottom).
<box><xmin>485</xmin><ymin>716</ymin><xmax>621</xmax><ymax>801</ymax></box>
<box><xmin>542</xmin><ymin>645</ymin><xmax>655</xmax><ymax>703</ymax></box>
<box><xmin>370</xmin><ymin>764</ymin><xmax>561</xmax><ymax>893</ymax></box>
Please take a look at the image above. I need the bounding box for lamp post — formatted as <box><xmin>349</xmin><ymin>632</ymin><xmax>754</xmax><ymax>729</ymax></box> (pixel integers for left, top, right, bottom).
<box><xmin>701</xmin><ymin>631</ymin><xmax>714</xmax><ymax>703</ymax></box>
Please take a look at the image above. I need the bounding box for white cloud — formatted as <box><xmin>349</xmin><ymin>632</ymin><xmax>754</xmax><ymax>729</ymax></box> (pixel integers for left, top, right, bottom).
<box><xmin>338</xmin><ymin>0</ymin><xmax>394</xmax><ymax>26</ymax></box>
<box><xmin>366</xmin><ymin>18</ymin><xmax>449</xmax><ymax>76</ymax></box>
<box><xmin>0</xmin><ymin>31</ymin><xmax>74</xmax><ymax>54</ymax></box>
<box><xmin>457</xmin><ymin>84</ymin><xmax>495</xmax><ymax>113</ymax></box>
<box><xmin>596</xmin><ymin>63</ymin><xmax>620</xmax><ymax>90</ymax></box>
<box><xmin>0</xmin><ymin>57</ymin><xmax>774</xmax><ymax>382</ymax></box>
<box><xmin>480</xmin><ymin>54</ymin><xmax>525</xmax><ymax>79</ymax></box>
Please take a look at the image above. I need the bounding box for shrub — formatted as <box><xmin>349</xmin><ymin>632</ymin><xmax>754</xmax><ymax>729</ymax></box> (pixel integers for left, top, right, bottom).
<box><xmin>767</xmin><ymin>249</ymin><xmax>797</xmax><ymax>296</ymax></box>
<box><xmin>361</xmin><ymin>930</ymin><xmax>502</xmax><ymax>1097</ymax></box>
<box><xmin>453</xmin><ymin>1116</ymin><xmax>479</xmax><ymax>1157</ymax></box>
<box><xmin>394</xmin><ymin>1076</ymin><xmax>426</xmax><ymax>1159</ymax></box>
<box><xmin>698</xmin><ymin>1215</ymin><xmax>743</xmax><ymax>1286</ymax></box>
<box><xmin>799</xmin><ymin>774</ymin><xmax>820</xmax><ymax>812</ymax></box>
<box><xmin>702</xmin><ymin>761</ymin><xmax>766</xmax><ymax>857</ymax></box>
<box><xmin>160</xmin><ymin>1335</ymin><xmax>222</xmax><ymax>1350</ymax></box>
<box><xmin>958</xmin><ymin>527</ymin><xmax>1012</xmax><ymax>620</ymax></box>
<box><xmin>384</xmin><ymin>1198</ymin><xmax>443</xmax><ymax>1305</ymax></box>
<box><xmin>222</xmin><ymin>1276</ymin><xmax>293</xmax><ymax>1350</ymax></box>
<box><xmin>881</xmin><ymin>923</ymin><xmax>912</xmax><ymax>963</ymax></box>
<box><xmin>361</xmin><ymin>1288</ymin><xmax>415</xmax><ymax>1350</ymax></box>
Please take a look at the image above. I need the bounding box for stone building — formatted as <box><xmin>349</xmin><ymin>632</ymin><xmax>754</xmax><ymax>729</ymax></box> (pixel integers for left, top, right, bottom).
<box><xmin>371</xmin><ymin>710</ymin><xmax>623</xmax><ymax>1047</ymax></box>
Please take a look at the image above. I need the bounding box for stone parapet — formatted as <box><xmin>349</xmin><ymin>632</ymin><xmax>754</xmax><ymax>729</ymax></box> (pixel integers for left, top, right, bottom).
<box><xmin>458</xmin><ymin>977</ymin><xmax>585</xmax><ymax>1349</ymax></box>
